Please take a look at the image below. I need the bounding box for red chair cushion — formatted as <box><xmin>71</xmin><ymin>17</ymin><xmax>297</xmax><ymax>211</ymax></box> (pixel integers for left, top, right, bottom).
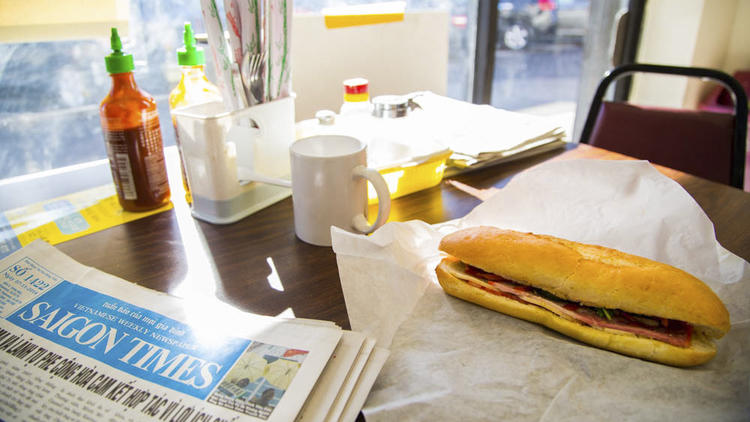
<box><xmin>700</xmin><ymin>71</ymin><xmax>750</xmax><ymax>116</ymax></box>
<box><xmin>589</xmin><ymin>102</ymin><xmax>736</xmax><ymax>185</ymax></box>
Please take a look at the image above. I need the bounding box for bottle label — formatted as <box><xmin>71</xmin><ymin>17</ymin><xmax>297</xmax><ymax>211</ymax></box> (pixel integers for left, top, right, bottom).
<box><xmin>104</xmin><ymin>122</ymin><xmax>169</xmax><ymax>206</ymax></box>
<box><xmin>141</xmin><ymin>109</ymin><xmax>160</xmax><ymax>123</ymax></box>
<box><xmin>114</xmin><ymin>152</ymin><xmax>137</xmax><ymax>199</ymax></box>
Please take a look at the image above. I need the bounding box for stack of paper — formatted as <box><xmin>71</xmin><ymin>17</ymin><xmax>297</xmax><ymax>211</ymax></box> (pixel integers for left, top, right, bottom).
<box><xmin>0</xmin><ymin>241</ymin><xmax>387</xmax><ymax>422</ymax></box>
<box><xmin>296</xmin><ymin>333</ymin><xmax>389</xmax><ymax>422</ymax></box>
<box><xmin>410</xmin><ymin>92</ymin><xmax>567</xmax><ymax>173</ymax></box>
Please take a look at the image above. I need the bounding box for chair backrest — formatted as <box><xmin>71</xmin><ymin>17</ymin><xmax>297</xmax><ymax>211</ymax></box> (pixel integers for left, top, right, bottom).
<box><xmin>579</xmin><ymin>63</ymin><xmax>748</xmax><ymax>189</ymax></box>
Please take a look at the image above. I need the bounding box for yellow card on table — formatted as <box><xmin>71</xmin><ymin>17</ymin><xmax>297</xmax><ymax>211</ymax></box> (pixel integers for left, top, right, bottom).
<box><xmin>0</xmin><ymin>184</ymin><xmax>172</xmax><ymax>258</ymax></box>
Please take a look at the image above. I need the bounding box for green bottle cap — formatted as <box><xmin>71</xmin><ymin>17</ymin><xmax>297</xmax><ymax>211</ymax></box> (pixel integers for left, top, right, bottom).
<box><xmin>177</xmin><ymin>22</ymin><xmax>205</xmax><ymax>66</ymax></box>
<box><xmin>105</xmin><ymin>28</ymin><xmax>134</xmax><ymax>74</ymax></box>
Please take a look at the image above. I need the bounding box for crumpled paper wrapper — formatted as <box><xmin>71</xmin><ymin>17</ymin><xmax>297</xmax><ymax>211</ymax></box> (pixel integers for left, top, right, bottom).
<box><xmin>331</xmin><ymin>159</ymin><xmax>750</xmax><ymax>421</ymax></box>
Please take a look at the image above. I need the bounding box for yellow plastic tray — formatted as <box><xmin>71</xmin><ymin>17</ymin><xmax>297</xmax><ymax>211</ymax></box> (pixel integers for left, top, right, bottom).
<box><xmin>368</xmin><ymin>149</ymin><xmax>452</xmax><ymax>204</ymax></box>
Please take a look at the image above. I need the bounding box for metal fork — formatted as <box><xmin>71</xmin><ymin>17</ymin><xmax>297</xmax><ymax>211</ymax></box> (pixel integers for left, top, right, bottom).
<box><xmin>241</xmin><ymin>51</ymin><xmax>265</xmax><ymax>105</ymax></box>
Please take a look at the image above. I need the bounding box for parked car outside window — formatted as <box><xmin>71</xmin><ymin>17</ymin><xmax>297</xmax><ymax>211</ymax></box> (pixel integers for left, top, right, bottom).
<box><xmin>497</xmin><ymin>0</ymin><xmax>588</xmax><ymax>50</ymax></box>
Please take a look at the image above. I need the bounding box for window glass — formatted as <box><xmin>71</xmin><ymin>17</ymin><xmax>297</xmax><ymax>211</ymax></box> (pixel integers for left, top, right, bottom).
<box><xmin>0</xmin><ymin>0</ymin><xmax>475</xmax><ymax>180</ymax></box>
<box><xmin>491</xmin><ymin>0</ymin><xmax>590</xmax><ymax>137</ymax></box>
<box><xmin>0</xmin><ymin>1</ymin><xmax>205</xmax><ymax>180</ymax></box>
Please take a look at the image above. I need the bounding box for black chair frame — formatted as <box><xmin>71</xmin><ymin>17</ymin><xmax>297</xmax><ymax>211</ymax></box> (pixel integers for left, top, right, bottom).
<box><xmin>580</xmin><ymin>63</ymin><xmax>748</xmax><ymax>189</ymax></box>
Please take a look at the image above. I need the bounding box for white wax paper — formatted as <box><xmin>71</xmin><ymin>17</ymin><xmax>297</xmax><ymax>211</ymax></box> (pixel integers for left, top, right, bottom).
<box><xmin>331</xmin><ymin>159</ymin><xmax>750</xmax><ymax>421</ymax></box>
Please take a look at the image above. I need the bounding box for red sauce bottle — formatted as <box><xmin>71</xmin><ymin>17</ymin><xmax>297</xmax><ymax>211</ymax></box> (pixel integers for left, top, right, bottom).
<box><xmin>100</xmin><ymin>28</ymin><xmax>170</xmax><ymax>212</ymax></box>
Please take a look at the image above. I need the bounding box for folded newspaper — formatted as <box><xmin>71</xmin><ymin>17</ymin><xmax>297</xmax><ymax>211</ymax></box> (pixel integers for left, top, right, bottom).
<box><xmin>410</xmin><ymin>92</ymin><xmax>567</xmax><ymax>172</ymax></box>
<box><xmin>0</xmin><ymin>241</ymin><xmax>388</xmax><ymax>422</ymax></box>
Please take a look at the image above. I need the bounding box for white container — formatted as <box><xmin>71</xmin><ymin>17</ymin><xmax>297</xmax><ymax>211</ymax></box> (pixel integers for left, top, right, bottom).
<box><xmin>172</xmin><ymin>96</ymin><xmax>295</xmax><ymax>224</ymax></box>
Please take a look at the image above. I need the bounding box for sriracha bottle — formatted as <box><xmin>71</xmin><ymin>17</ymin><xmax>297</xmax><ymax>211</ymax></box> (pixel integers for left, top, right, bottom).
<box><xmin>100</xmin><ymin>28</ymin><xmax>170</xmax><ymax>212</ymax></box>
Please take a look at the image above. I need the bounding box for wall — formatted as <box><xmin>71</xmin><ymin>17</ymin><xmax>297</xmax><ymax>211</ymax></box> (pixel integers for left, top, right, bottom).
<box><xmin>631</xmin><ymin>0</ymin><xmax>704</xmax><ymax>107</ymax></box>
<box><xmin>0</xmin><ymin>0</ymin><xmax>130</xmax><ymax>42</ymax></box>
<box><xmin>291</xmin><ymin>11</ymin><xmax>449</xmax><ymax>121</ymax></box>
<box><xmin>631</xmin><ymin>0</ymin><xmax>750</xmax><ymax>108</ymax></box>
<box><xmin>684</xmin><ymin>0</ymin><xmax>737</xmax><ymax>107</ymax></box>
<box><xmin>723</xmin><ymin>0</ymin><xmax>750</xmax><ymax>73</ymax></box>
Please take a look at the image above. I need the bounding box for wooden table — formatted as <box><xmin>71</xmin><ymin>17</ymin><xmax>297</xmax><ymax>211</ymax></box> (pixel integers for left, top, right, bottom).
<box><xmin>53</xmin><ymin>143</ymin><xmax>750</xmax><ymax>330</ymax></box>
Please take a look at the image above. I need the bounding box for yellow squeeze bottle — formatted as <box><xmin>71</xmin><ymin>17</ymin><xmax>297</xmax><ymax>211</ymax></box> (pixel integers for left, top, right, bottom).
<box><xmin>169</xmin><ymin>22</ymin><xmax>222</xmax><ymax>203</ymax></box>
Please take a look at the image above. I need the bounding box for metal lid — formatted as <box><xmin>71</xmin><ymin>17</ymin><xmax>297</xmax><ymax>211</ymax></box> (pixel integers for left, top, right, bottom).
<box><xmin>315</xmin><ymin>109</ymin><xmax>336</xmax><ymax>125</ymax></box>
<box><xmin>372</xmin><ymin>95</ymin><xmax>409</xmax><ymax>118</ymax></box>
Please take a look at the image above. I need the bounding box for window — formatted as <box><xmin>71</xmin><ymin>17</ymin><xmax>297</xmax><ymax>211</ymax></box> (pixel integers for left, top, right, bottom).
<box><xmin>491</xmin><ymin>0</ymin><xmax>591</xmax><ymax>137</ymax></box>
<box><xmin>0</xmin><ymin>0</ymin><xmax>476</xmax><ymax>181</ymax></box>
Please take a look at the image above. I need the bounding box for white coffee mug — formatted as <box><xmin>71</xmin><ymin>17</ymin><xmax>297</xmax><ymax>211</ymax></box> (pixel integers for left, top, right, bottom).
<box><xmin>290</xmin><ymin>135</ymin><xmax>391</xmax><ymax>246</ymax></box>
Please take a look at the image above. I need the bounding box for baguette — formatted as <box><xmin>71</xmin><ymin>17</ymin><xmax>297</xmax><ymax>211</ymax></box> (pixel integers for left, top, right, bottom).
<box><xmin>435</xmin><ymin>226</ymin><xmax>730</xmax><ymax>366</ymax></box>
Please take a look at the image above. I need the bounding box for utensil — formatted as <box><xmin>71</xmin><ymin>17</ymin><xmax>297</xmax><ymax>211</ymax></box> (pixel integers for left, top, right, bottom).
<box><xmin>201</xmin><ymin>0</ymin><xmax>245</xmax><ymax>111</ymax></box>
<box><xmin>224</xmin><ymin>0</ymin><xmax>243</xmax><ymax>65</ymax></box>
<box><xmin>241</xmin><ymin>51</ymin><xmax>266</xmax><ymax>105</ymax></box>
<box><xmin>264</xmin><ymin>0</ymin><xmax>292</xmax><ymax>101</ymax></box>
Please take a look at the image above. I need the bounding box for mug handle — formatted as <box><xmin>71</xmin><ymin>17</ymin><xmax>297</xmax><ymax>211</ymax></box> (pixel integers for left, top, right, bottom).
<box><xmin>351</xmin><ymin>165</ymin><xmax>391</xmax><ymax>234</ymax></box>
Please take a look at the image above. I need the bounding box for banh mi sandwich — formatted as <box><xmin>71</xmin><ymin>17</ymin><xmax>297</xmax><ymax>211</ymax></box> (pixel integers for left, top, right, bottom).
<box><xmin>435</xmin><ymin>226</ymin><xmax>730</xmax><ymax>367</ymax></box>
